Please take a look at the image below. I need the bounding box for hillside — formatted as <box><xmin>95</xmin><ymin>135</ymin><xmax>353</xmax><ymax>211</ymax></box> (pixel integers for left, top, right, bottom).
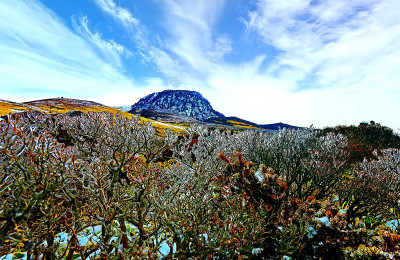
<box><xmin>0</xmin><ymin>98</ymin><xmax>184</xmax><ymax>135</ymax></box>
<box><xmin>0</xmin><ymin>98</ymin><xmax>126</xmax><ymax>116</ymax></box>
<box><xmin>23</xmin><ymin>98</ymin><xmax>129</xmax><ymax>115</ymax></box>
<box><xmin>0</xmin><ymin>99</ymin><xmax>40</xmax><ymax>114</ymax></box>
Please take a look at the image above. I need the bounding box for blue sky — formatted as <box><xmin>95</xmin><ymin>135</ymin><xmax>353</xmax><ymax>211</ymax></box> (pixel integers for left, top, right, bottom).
<box><xmin>1</xmin><ymin>0</ymin><xmax>399</xmax><ymax>129</ymax></box>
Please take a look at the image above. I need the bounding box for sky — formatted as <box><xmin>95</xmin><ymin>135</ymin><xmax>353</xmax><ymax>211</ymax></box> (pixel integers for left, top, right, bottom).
<box><xmin>0</xmin><ymin>0</ymin><xmax>399</xmax><ymax>130</ymax></box>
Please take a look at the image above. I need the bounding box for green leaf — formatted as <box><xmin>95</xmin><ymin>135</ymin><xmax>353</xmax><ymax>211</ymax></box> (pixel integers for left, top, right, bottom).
<box><xmin>13</xmin><ymin>252</ymin><xmax>25</xmax><ymax>258</ymax></box>
<box><xmin>365</xmin><ymin>217</ymin><xmax>372</xmax><ymax>229</ymax></box>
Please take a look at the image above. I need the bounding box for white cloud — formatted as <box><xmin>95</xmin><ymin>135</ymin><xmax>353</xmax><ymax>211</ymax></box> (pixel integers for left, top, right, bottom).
<box><xmin>205</xmin><ymin>60</ymin><xmax>398</xmax><ymax>129</ymax></box>
<box><xmin>73</xmin><ymin>16</ymin><xmax>133</xmax><ymax>63</ymax></box>
<box><xmin>93</xmin><ymin>0</ymin><xmax>138</xmax><ymax>28</ymax></box>
<box><xmin>118</xmin><ymin>0</ymin><xmax>237</xmax><ymax>96</ymax></box>
<box><xmin>91</xmin><ymin>0</ymin><xmax>197</xmax><ymax>94</ymax></box>
<box><xmin>207</xmin><ymin>35</ymin><xmax>232</xmax><ymax>60</ymax></box>
<box><xmin>159</xmin><ymin>0</ymin><xmax>231</xmax><ymax>74</ymax></box>
<box><xmin>244</xmin><ymin>0</ymin><xmax>400</xmax><ymax>90</ymax></box>
<box><xmin>232</xmin><ymin>0</ymin><xmax>400</xmax><ymax>129</ymax></box>
<box><xmin>0</xmin><ymin>0</ymin><xmax>154</xmax><ymax>106</ymax></box>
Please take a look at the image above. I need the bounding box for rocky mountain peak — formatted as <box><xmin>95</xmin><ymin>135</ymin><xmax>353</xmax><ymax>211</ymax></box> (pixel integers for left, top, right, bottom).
<box><xmin>129</xmin><ymin>90</ymin><xmax>224</xmax><ymax>121</ymax></box>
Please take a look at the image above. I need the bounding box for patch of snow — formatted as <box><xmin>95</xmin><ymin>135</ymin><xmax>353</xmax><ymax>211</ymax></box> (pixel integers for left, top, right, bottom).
<box><xmin>255</xmin><ymin>171</ymin><xmax>264</xmax><ymax>182</ymax></box>
<box><xmin>307</xmin><ymin>226</ymin><xmax>317</xmax><ymax>239</ymax></box>
<box><xmin>317</xmin><ymin>216</ymin><xmax>330</xmax><ymax>227</ymax></box>
<box><xmin>252</xmin><ymin>248</ymin><xmax>263</xmax><ymax>255</ymax></box>
<box><xmin>159</xmin><ymin>240</ymin><xmax>176</xmax><ymax>257</ymax></box>
<box><xmin>113</xmin><ymin>106</ymin><xmax>131</xmax><ymax>112</ymax></box>
<box><xmin>154</xmin><ymin>121</ymin><xmax>185</xmax><ymax>130</ymax></box>
<box><xmin>0</xmin><ymin>253</ymin><xmax>26</xmax><ymax>260</ymax></box>
<box><xmin>387</xmin><ymin>219</ymin><xmax>399</xmax><ymax>230</ymax></box>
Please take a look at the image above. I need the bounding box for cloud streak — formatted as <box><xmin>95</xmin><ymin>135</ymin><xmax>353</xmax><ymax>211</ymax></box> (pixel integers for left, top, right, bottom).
<box><xmin>201</xmin><ymin>0</ymin><xmax>400</xmax><ymax>129</ymax></box>
<box><xmin>0</xmin><ymin>0</ymin><xmax>142</xmax><ymax>105</ymax></box>
<box><xmin>73</xmin><ymin>15</ymin><xmax>133</xmax><ymax>65</ymax></box>
<box><xmin>244</xmin><ymin>0</ymin><xmax>400</xmax><ymax>92</ymax></box>
<box><xmin>93</xmin><ymin>0</ymin><xmax>138</xmax><ymax>28</ymax></box>
<box><xmin>157</xmin><ymin>0</ymin><xmax>231</xmax><ymax>75</ymax></box>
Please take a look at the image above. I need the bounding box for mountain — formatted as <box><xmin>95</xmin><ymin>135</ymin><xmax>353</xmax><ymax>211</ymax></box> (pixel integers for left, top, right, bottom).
<box><xmin>258</xmin><ymin>122</ymin><xmax>301</xmax><ymax>131</ymax></box>
<box><xmin>130</xmin><ymin>90</ymin><xmax>300</xmax><ymax>130</ymax></box>
<box><xmin>129</xmin><ymin>90</ymin><xmax>224</xmax><ymax>121</ymax></box>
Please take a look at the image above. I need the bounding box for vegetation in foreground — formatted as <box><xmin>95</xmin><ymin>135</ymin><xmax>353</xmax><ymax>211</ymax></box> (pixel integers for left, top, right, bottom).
<box><xmin>1</xmin><ymin>111</ymin><xmax>399</xmax><ymax>259</ymax></box>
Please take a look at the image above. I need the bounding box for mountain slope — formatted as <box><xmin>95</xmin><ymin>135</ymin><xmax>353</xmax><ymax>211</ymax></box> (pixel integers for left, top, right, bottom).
<box><xmin>129</xmin><ymin>90</ymin><xmax>224</xmax><ymax>121</ymax></box>
<box><xmin>24</xmin><ymin>98</ymin><xmax>105</xmax><ymax>111</ymax></box>
<box><xmin>0</xmin><ymin>98</ymin><xmax>135</xmax><ymax>118</ymax></box>
<box><xmin>0</xmin><ymin>99</ymin><xmax>45</xmax><ymax>115</ymax></box>
<box><xmin>21</xmin><ymin>98</ymin><xmax>136</xmax><ymax>118</ymax></box>
<box><xmin>206</xmin><ymin>116</ymin><xmax>301</xmax><ymax>131</ymax></box>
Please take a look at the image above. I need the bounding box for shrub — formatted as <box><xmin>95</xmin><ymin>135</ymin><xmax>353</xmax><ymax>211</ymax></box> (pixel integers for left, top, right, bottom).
<box><xmin>1</xmin><ymin>111</ymin><xmax>399</xmax><ymax>259</ymax></box>
<box><xmin>339</xmin><ymin>149</ymin><xmax>400</xmax><ymax>222</ymax></box>
<box><xmin>57</xmin><ymin>112</ymin><xmax>178</xmax><ymax>258</ymax></box>
<box><xmin>323</xmin><ymin>121</ymin><xmax>400</xmax><ymax>163</ymax></box>
<box><xmin>301</xmin><ymin>132</ymin><xmax>349</xmax><ymax>200</ymax></box>
<box><xmin>0</xmin><ymin>111</ymin><xmax>80</xmax><ymax>258</ymax></box>
<box><xmin>234</xmin><ymin>129</ymin><xmax>349</xmax><ymax>200</ymax></box>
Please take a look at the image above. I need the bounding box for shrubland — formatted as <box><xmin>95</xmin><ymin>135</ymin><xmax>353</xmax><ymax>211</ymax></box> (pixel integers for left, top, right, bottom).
<box><xmin>1</xmin><ymin>111</ymin><xmax>399</xmax><ymax>259</ymax></box>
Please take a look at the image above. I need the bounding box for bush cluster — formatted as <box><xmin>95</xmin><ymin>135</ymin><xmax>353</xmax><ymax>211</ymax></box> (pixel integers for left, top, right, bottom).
<box><xmin>1</xmin><ymin>111</ymin><xmax>399</xmax><ymax>259</ymax></box>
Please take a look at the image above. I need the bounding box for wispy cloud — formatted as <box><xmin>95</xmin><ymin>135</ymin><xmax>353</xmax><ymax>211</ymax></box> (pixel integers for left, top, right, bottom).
<box><xmin>158</xmin><ymin>0</ymin><xmax>231</xmax><ymax>74</ymax></box>
<box><xmin>93</xmin><ymin>0</ymin><xmax>138</xmax><ymax>28</ymax></box>
<box><xmin>73</xmin><ymin>16</ymin><xmax>133</xmax><ymax>64</ymax></box>
<box><xmin>202</xmin><ymin>0</ymin><xmax>400</xmax><ymax>129</ymax></box>
<box><xmin>244</xmin><ymin>0</ymin><xmax>400</xmax><ymax>91</ymax></box>
<box><xmin>0</xmin><ymin>0</ymin><xmax>142</xmax><ymax>105</ymax></box>
<box><xmin>92</xmin><ymin>0</ymin><xmax>214</xmax><ymax>88</ymax></box>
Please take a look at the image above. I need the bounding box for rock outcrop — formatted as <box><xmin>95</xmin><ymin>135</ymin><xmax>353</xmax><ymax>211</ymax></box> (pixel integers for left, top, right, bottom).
<box><xmin>129</xmin><ymin>90</ymin><xmax>224</xmax><ymax>121</ymax></box>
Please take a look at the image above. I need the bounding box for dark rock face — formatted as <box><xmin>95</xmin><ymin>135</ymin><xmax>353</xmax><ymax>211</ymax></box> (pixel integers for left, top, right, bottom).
<box><xmin>65</xmin><ymin>110</ymin><xmax>85</xmax><ymax>117</ymax></box>
<box><xmin>129</xmin><ymin>90</ymin><xmax>224</xmax><ymax>121</ymax></box>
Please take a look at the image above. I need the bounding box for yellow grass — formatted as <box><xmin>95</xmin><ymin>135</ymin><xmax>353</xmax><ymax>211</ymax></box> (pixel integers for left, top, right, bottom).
<box><xmin>226</xmin><ymin>120</ymin><xmax>247</xmax><ymax>125</ymax></box>
<box><xmin>33</xmin><ymin>105</ymin><xmax>133</xmax><ymax>118</ymax></box>
<box><xmin>0</xmin><ymin>101</ymin><xmax>29</xmax><ymax>115</ymax></box>
<box><xmin>38</xmin><ymin>105</ymin><xmax>185</xmax><ymax>135</ymax></box>
<box><xmin>226</xmin><ymin>120</ymin><xmax>261</xmax><ymax>129</ymax></box>
<box><xmin>1</xmin><ymin>101</ymin><xmax>185</xmax><ymax>135</ymax></box>
<box><xmin>151</xmin><ymin>122</ymin><xmax>186</xmax><ymax>136</ymax></box>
